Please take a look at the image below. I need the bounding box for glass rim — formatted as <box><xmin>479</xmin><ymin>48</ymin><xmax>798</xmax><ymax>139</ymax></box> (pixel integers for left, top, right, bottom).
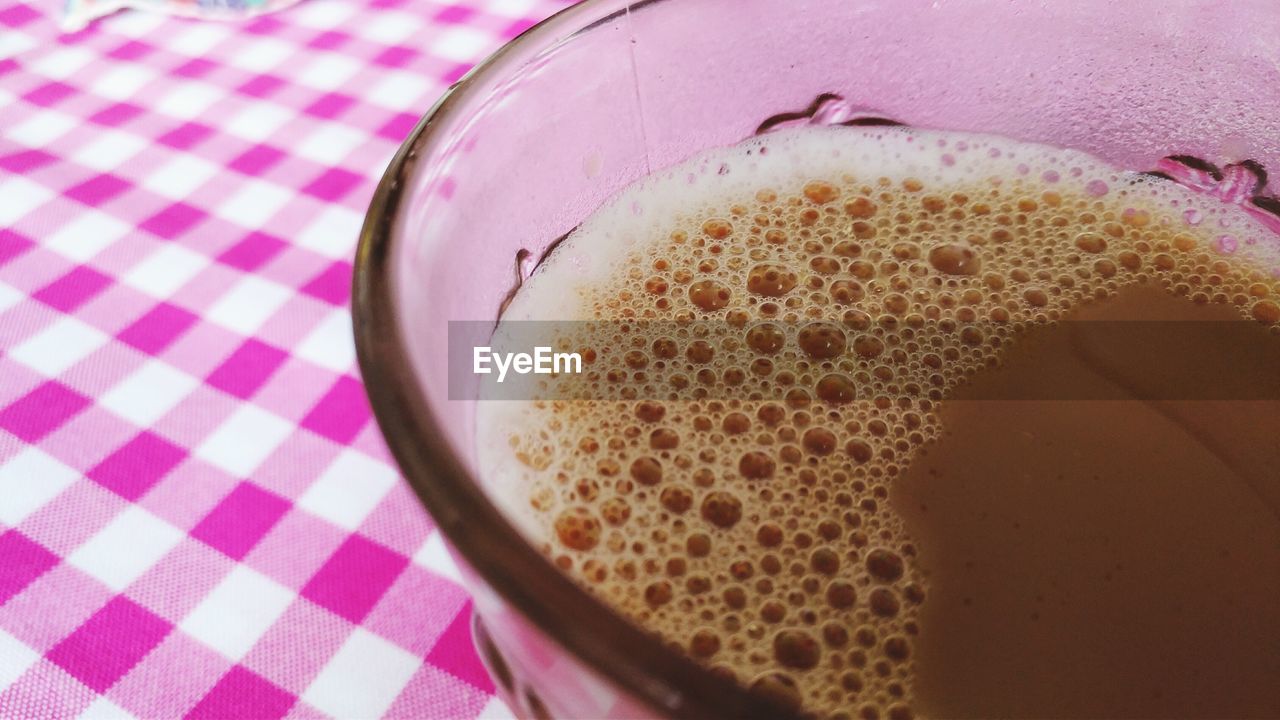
<box><xmin>352</xmin><ymin>1</ymin><xmax>795</xmax><ymax>717</ymax></box>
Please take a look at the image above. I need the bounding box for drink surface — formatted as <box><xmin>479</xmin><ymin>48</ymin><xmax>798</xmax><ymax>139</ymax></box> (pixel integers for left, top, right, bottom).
<box><xmin>475</xmin><ymin>127</ymin><xmax>1280</xmax><ymax>719</ymax></box>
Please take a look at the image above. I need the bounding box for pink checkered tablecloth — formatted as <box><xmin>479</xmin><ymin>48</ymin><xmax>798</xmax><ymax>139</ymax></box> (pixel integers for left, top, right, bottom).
<box><xmin>0</xmin><ymin>0</ymin><xmax>570</xmax><ymax>717</ymax></box>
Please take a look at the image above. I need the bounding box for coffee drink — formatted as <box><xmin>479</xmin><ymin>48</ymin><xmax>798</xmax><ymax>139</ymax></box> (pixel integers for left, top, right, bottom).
<box><xmin>476</xmin><ymin>128</ymin><xmax>1280</xmax><ymax>718</ymax></box>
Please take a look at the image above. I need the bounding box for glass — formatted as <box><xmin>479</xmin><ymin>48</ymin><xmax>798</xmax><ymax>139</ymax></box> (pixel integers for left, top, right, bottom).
<box><xmin>353</xmin><ymin>1</ymin><xmax>1280</xmax><ymax>717</ymax></box>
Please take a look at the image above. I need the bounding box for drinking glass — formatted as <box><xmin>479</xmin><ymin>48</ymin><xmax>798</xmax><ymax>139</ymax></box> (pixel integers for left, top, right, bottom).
<box><xmin>353</xmin><ymin>1</ymin><xmax>1280</xmax><ymax>716</ymax></box>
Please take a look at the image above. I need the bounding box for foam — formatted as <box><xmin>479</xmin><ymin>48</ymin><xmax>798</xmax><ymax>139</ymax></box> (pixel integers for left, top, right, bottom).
<box><xmin>499</xmin><ymin>127</ymin><xmax>1279</xmax><ymax>323</ymax></box>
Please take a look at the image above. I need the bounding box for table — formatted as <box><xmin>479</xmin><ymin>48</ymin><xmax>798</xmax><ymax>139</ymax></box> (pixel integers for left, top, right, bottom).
<box><xmin>0</xmin><ymin>0</ymin><xmax>567</xmax><ymax>716</ymax></box>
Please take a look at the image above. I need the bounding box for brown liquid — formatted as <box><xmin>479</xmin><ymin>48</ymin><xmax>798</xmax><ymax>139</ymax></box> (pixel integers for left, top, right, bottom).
<box><xmin>481</xmin><ymin>129</ymin><xmax>1280</xmax><ymax>719</ymax></box>
<box><xmin>894</xmin><ymin>284</ymin><xmax>1280</xmax><ymax>719</ymax></box>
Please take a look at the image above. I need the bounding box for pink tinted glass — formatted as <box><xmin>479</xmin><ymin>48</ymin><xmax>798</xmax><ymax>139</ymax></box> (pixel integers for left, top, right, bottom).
<box><xmin>363</xmin><ymin>1</ymin><xmax>1280</xmax><ymax>716</ymax></box>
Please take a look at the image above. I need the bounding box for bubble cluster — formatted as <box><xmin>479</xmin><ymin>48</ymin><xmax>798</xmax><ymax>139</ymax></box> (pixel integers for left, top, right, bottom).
<box><xmin>477</xmin><ymin>128</ymin><xmax>1280</xmax><ymax>719</ymax></box>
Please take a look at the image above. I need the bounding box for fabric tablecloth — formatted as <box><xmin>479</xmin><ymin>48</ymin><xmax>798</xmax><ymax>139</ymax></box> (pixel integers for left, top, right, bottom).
<box><xmin>0</xmin><ymin>0</ymin><xmax>567</xmax><ymax>716</ymax></box>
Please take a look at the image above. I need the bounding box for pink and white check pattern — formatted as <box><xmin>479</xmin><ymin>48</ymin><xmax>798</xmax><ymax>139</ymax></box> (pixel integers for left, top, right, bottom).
<box><xmin>0</xmin><ymin>0</ymin><xmax>569</xmax><ymax>716</ymax></box>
